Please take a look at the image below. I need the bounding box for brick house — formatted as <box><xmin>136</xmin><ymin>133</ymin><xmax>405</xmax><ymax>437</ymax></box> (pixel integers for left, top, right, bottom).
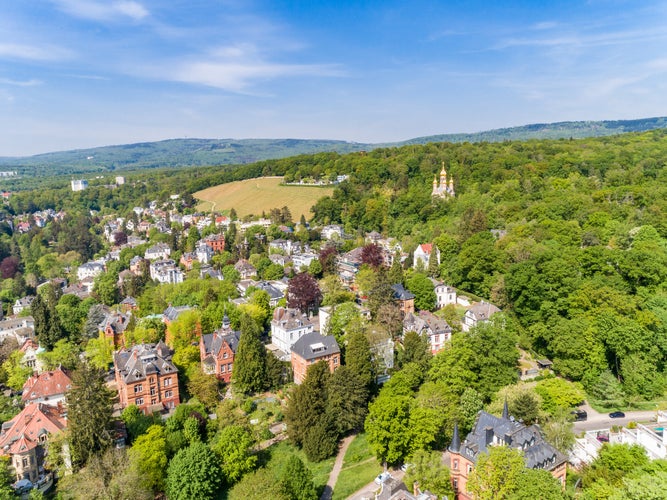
<box><xmin>99</xmin><ymin>311</ymin><xmax>132</xmax><ymax>348</ymax></box>
<box><xmin>113</xmin><ymin>341</ymin><xmax>180</xmax><ymax>415</ymax></box>
<box><xmin>202</xmin><ymin>233</ymin><xmax>226</xmax><ymax>252</ymax></box>
<box><xmin>0</xmin><ymin>402</ymin><xmax>67</xmax><ymax>482</ymax></box>
<box><xmin>199</xmin><ymin>315</ymin><xmax>240</xmax><ymax>383</ymax></box>
<box><xmin>391</xmin><ymin>284</ymin><xmax>415</xmax><ymax>315</ymax></box>
<box><xmin>290</xmin><ymin>332</ymin><xmax>340</xmax><ymax>384</ymax></box>
<box><xmin>449</xmin><ymin>403</ymin><xmax>567</xmax><ymax>499</ymax></box>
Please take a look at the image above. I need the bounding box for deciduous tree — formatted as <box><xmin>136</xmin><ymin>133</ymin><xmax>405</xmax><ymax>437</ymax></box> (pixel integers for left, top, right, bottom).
<box><xmin>165</xmin><ymin>441</ymin><xmax>223</xmax><ymax>500</ymax></box>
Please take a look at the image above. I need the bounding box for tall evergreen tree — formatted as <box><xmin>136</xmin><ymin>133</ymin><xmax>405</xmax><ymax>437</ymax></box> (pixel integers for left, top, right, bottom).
<box><xmin>285</xmin><ymin>361</ymin><xmax>338</xmax><ymax>461</ymax></box>
<box><xmin>327</xmin><ymin>365</ymin><xmax>369</xmax><ymax>435</ymax></box>
<box><xmin>67</xmin><ymin>363</ymin><xmax>115</xmax><ymax>467</ymax></box>
<box><xmin>32</xmin><ymin>283</ymin><xmax>63</xmax><ymax>349</ymax></box>
<box><xmin>345</xmin><ymin>329</ymin><xmax>374</xmax><ymax>390</ymax></box>
<box><xmin>232</xmin><ymin>314</ymin><xmax>267</xmax><ymax>394</ymax></box>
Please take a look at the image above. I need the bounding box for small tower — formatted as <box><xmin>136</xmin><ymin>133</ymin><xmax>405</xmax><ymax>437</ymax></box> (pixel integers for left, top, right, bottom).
<box><xmin>502</xmin><ymin>398</ymin><xmax>509</xmax><ymax>420</ymax></box>
<box><xmin>449</xmin><ymin>422</ymin><xmax>461</xmax><ymax>453</ymax></box>
<box><xmin>431</xmin><ymin>162</ymin><xmax>455</xmax><ymax>199</ymax></box>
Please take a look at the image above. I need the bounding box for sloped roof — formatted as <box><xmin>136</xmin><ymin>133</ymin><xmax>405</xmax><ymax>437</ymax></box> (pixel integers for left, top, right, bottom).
<box><xmin>291</xmin><ymin>332</ymin><xmax>339</xmax><ymax>361</ymax></box>
<box><xmin>0</xmin><ymin>403</ymin><xmax>67</xmax><ymax>456</ymax></box>
<box><xmin>466</xmin><ymin>301</ymin><xmax>501</xmax><ymax>321</ymax></box>
<box><xmin>22</xmin><ymin>368</ymin><xmax>72</xmax><ymax>404</ymax></box>
<box><xmin>392</xmin><ymin>284</ymin><xmax>415</xmax><ymax>301</ymax></box>
<box><xmin>201</xmin><ymin>317</ymin><xmax>241</xmax><ymax>358</ymax></box>
<box><xmin>272</xmin><ymin>307</ymin><xmax>313</xmax><ymax>331</ymax></box>
<box><xmin>113</xmin><ymin>341</ymin><xmax>177</xmax><ymax>384</ymax></box>
<box><xmin>458</xmin><ymin>410</ymin><xmax>567</xmax><ymax>471</ymax></box>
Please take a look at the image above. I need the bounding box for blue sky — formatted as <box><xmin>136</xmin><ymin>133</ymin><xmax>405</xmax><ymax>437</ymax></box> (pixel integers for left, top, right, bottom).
<box><xmin>1</xmin><ymin>0</ymin><xmax>666</xmax><ymax>156</ymax></box>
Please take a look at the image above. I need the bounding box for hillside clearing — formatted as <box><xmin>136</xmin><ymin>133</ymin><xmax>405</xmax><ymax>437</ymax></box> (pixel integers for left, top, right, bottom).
<box><xmin>194</xmin><ymin>176</ymin><xmax>333</xmax><ymax>220</ymax></box>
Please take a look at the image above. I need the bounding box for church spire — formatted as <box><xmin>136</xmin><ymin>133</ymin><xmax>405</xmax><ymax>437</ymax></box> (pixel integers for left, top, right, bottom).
<box><xmin>502</xmin><ymin>398</ymin><xmax>509</xmax><ymax>420</ymax></box>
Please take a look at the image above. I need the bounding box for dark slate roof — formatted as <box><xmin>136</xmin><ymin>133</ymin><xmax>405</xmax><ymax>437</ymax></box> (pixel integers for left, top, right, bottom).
<box><xmin>458</xmin><ymin>410</ymin><xmax>567</xmax><ymax>471</ymax></box>
<box><xmin>291</xmin><ymin>332</ymin><xmax>340</xmax><ymax>361</ymax></box>
<box><xmin>201</xmin><ymin>318</ymin><xmax>241</xmax><ymax>359</ymax></box>
<box><xmin>163</xmin><ymin>305</ymin><xmax>193</xmax><ymax>322</ymax></box>
<box><xmin>392</xmin><ymin>284</ymin><xmax>415</xmax><ymax>301</ymax></box>
<box><xmin>113</xmin><ymin>341</ymin><xmax>177</xmax><ymax>384</ymax></box>
<box><xmin>254</xmin><ymin>281</ymin><xmax>284</xmax><ymax>301</ymax></box>
<box><xmin>98</xmin><ymin>311</ymin><xmax>131</xmax><ymax>334</ymax></box>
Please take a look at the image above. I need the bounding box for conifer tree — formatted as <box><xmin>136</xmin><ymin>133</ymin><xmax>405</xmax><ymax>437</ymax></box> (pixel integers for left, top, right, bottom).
<box><xmin>67</xmin><ymin>363</ymin><xmax>115</xmax><ymax>467</ymax></box>
<box><xmin>232</xmin><ymin>314</ymin><xmax>267</xmax><ymax>394</ymax></box>
<box><xmin>345</xmin><ymin>329</ymin><xmax>374</xmax><ymax>390</ymax></box>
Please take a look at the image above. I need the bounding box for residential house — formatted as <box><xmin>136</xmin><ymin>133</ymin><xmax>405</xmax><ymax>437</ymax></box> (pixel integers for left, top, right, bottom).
<box><xmin>269</xmin><ymin>254</ymin><xmax>291</xmax><ymax>267</ymax></box>
<box><xmin>150</xmin><ymin>259</ymin><xmax>184</xmax><ymax>284</ymax></box>
<box><xmin>235</xmin><ymin>259</ymin><xmax>257</xmax><ymax>279</ymax></box>
<box><xmin>195</xmin><ymin>242</ymin><xmax>214</xmax><ymax>265</ymax></box>
<box><xmin>120</xmin><ymin>296</ymin><xmax>138</xmax><ymax>313</ymax></box>
<box><xmin>292</xmin><ymin>252</ymin><xmax>318</xmax><ymax>270</ymax></box>
<box><xmin>402</xmin><ymin>311</ymin><xmax>452</xmax><ymax>354</ymax></box>
<box><xmin>270</xmin><ymin>307</ymin><xmax>314</xmax><ymax>356</ymax></box>
<box><xmin>269</xmin><ymin>238</ymin><xmax>300</xmax><ymax>255</ymax></box>
<box><xmin>290</xmin><ymin>332</ymin><xmax>340</xmax><ymax>384</ymax></box>
<box><xmin>461</xmin><ymin>301</ymin><xmax>501</xmax><ymax>332</ymax></box>
<box><xmin>321</xmin><ymin>225</ymin><xmax>343</xmax><ymax>240</ymax></box>
<box><xmin>449</xmin><ymin>404</ymin><xmax>567</xmax><ymax>498</ymax></box>
<box><xmin>0</xmin><ymin>316</ymin><xmax>35</xmax><ymax>344</ymax></box>
<box><xmin>391</xmin><ymin>284</ymin><xmax>415</xmax><ymax>315</ymax></box>
<box><xmin>413</xmin><ymin>243</ymin><xmax>440</xmax><ymax>270</ymax></box>
<box><xmin>21</xmin><ymin>368</ymin><xmax>72</xmax><ymax>407</ymax></box>
<box><xmin>432</xmin><ymin>280</ymin><xmax>457</xmax><ymax>309</ymax></box>
<box><xmin>337</xmin><ymin>247</ymin><xmax>364</xmax><ymax>287</ymax></box>
<box><xmin>77</xmin><ymin>261</ymin><xmax>105</xmax><ymax>281</ymax></box>
<box><xmin>113</xmin><ymin>341</ymin><xmax>180</xmax><ymax>415</ymax></box>
<box><xmin>200</xmin><ymin>266</ymin><xmax>223</xmax><ymax>280</ymax></box>
<box><xmin>20</xmin><ymin>339</ymin><xmax>44</xmax><ymax>373</ymax></box>
<box><xmin>199</xmin><ymin>315</ymin><xmax>240</xmax><ymax>383</ymax></box>
<box><xmin>12</xmin><ymin>296</ymin><xmax>34</xmax><ymax>315</ymax></box>
<box><xmin>318</xmin><ymin>303</ymin><xmax>370</xmax><ymax>336</ymax></box>
<box><xmin>99</xmin><ymin>310</ymin><xmax>132</xmax><ymax>348</ymax></box>
<box><xmin>129</xmin><ymin>256</ymin><xmax>145</xmax><ymax>276</ymax></box>
<box><xmin>0</xmin><ymin>402</ymin><xmax>67</xmax><ymax>482</ymax></box>
<box><xmin>144</xmin><ymin>243</ymin><xmax>171</xmax><ymax>261</ymax></box>
<box><xmin>201</xmin><ymin>233</ymin><xmax>226</xmax><ymax>253</ymax></box>
<box><xmin>163</xmin><ymin>305</ymin><xmax>194</xmax><ymax>345</ymax></box>
<box><xmin>252</xmin><ymin>281</ymin><xmax>284</xmax><ymax>307</ymax></box>
<box><xmin>179</xmin><ymin>252</ymin><xmax>197</xmax><ymax>271</ymax></box>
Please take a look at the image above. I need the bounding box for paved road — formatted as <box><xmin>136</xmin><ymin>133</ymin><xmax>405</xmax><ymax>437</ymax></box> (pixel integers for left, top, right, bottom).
<box><xmin>573</xmin><ymin>402</ymin><xmax>658</xmax><ymax>432</ymax></box>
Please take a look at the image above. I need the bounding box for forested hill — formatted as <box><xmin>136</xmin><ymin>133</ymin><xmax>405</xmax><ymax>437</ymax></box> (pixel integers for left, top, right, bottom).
<box><xmin>1</xmin><ymin>116</ymin><xmax>666</xmax><ymax>176</ymax></box>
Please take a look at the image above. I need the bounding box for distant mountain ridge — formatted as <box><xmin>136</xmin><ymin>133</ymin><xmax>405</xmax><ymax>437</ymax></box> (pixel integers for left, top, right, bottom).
<box><xmin>1</xmin><ymin>116</ymin><xmax>666</xmax><ymax>175</ymax></box>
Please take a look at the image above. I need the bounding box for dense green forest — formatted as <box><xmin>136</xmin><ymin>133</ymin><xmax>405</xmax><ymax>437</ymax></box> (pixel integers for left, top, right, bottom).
<box><xmin>0</xmin><ymin>116</ymin><xmax>666</xmax><ymax>177</ymax></box>
<box><xmin>4</xmin><ymin>129</ymin><xmax>667</xmax><ymax>402</ymax></box>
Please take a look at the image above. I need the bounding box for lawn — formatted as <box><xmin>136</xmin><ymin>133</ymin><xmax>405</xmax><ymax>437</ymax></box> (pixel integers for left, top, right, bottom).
<box><xmin>264</xmin><ymin>440</ymin><xmax>336</xmax><ymax>494</ymax></box>
<box><xmin>332</xmin><ymin>434</ymin><xmax>382</xmax><ymax>500</ymax></box>
<box><xmin>194</xmin><ymin>176</ymin><xmax>333</xmax><ymax>221</ymax></box>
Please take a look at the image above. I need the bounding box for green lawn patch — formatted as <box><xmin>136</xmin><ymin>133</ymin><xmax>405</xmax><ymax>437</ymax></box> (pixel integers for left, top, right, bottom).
<box><xmin>333</xmin><ymin>434</ymin><xmax>382</xmax><ymax>500</ymax></box>
<box><xmin>264</xmin><ymin>440</ymin><xmax>335</xmax><ymax>493</ymax></box>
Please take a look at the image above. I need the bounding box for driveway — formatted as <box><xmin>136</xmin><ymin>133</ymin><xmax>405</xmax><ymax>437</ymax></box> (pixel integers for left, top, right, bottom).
<box><xmin>573</xmin><ymin>402</ymin><xmax>659</xmax><ymax>432</ymax></box>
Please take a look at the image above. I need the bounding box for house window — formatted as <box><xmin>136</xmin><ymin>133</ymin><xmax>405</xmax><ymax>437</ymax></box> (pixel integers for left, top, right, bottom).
<box><xmin>223</xmin><ymin>352</ymin><xmax>228</xmax><ymax>359</ymax></box>
<box><xmin>165</xmin><ymin>390</ymin><xmax>173</xmax><ymax>398</ymax></box>
<box><xmin>453</xmin><ymin>479</ymin><xmax>458</xmax><ymax>490</ymax></box>
<box><xmin>228</xmin><ymin>363</ymin><xmax>233</xmax><ymax>372</ymax></box>
<box><xmin>220</xmin><ymin>365</ymin><xmax>226</xmax><ymax>373</ymax></box>
<box><xmin>163</xmin><ymin>378</ymin><xmax>171</xmax><ymax>386</ymax></box>
<box><xmin>467</xmin><ymin>464</ymin><xmax>472</xmax><ymax>474</ymax></box>
<box><xmin>134</xmin><ymin>384</ymin><xmax>143</xmax><ymax>393</ymax></box>
<box><xmin>150</xmin><ymin>387</ymin><xmax>156</xmax><ymax>395</ymax></box>
<box><xmin>453</xmin><ymin>459</ymin><xmax>459</xmax><ymax>470</ymax></box>
<box><xmin>136</xmin><ymin>398</ymin><xmax>144</xmax><ymax>405</ymax></box>
<box><xmin>151</xmin><ymin>398</ymin><xmax>157</xmax><ymax>405</ymax></box>
<box><xmin>22</xmin><ymin>458</ymin><xmax>29</xmax><ymax>467</ymax></box>
<box><xmin>333</xmin><ymin>357</ymin><xmax>338</xmax><ymax>365</ymax></box>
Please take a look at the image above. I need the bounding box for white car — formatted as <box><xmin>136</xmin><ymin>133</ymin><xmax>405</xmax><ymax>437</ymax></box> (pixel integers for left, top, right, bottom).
<box><xmin>375</xmin><ymin>471</ymin><xmax>392</xmax><ymax>485</ymax></box>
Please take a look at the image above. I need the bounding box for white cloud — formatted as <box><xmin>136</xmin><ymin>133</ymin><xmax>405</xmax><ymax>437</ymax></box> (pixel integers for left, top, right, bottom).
<box><xmin>0</xmin><ymin>42</ymin><xmax>72</xmax><ymax>61</ymax></box>
<box><xmin>0</xmin><ymin>78</ymin><xmax>42</xmax><ymax>87</ymax></box>
<box><xmin>51</xmin><ymin>0</ymin><xmax>149</xmax><ymax>22</ymax></box>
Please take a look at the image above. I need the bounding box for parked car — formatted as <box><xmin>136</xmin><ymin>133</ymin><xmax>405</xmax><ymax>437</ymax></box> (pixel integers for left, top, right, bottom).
<box><xmin>400</xmin><ymin>463</ymin><xmax>413</xmax><ymax>472</ymax></box>
<box><xmin>375</xmin><ymin>472</ymin><xmax>392</xmax><ymax>485</ymax></box>
<box><xmin>609</xmin><ymin>411</ymin><xmax>625</xmax><ymax>418</ymax></box>
<box><xmin>571</xmin><ymin>409</ymin><xmax>587</xmax><ymax>421</ymax></box>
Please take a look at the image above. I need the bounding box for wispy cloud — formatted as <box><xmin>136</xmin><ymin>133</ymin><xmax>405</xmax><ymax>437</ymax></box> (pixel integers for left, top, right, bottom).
<box><xmin>0</xmin><ymin>42</ymin><xmax>73</xmax><ymax>61</ymax></box>
<box><xmin>51</xmin><ymin>0</ymin><xmax>149</xmax><ymax>22</ymax></box>
<box><xmin>140</xmin><ymin>41</ymin><xmax>343</xmax><ymax>93</ymax></box>
<box><xmin>0</xmin><ymin>78</ymin><xmax>42</xmax><ymax>87</ymax></box>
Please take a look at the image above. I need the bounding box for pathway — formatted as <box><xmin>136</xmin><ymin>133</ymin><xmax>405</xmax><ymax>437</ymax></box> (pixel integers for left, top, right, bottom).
<box><xmin>320</xmin><ymin>434</ymin><xmax>356</xmax><ymax>500</ymax></box>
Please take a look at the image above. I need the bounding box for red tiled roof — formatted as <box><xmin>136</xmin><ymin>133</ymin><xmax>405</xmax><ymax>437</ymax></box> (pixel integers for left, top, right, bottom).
<box><xmin>0</xmin><ymin>403</ymin><xmax>67</xmax><ymax>455</ymax></box>
<box><xmin>21</xmin><ymin>368</ymin><xmax>72</xmax><ymax>404</ymax></box>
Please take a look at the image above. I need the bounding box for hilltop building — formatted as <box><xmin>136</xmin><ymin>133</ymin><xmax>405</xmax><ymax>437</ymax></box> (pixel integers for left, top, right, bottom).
<box><xmin>431</xmin><ymin>163</ymin><xmax>455</xmax><ymax>198</ymax></box>
<box><xmin>71</xmin><ymin>179</ymin><xmax>88</xmax><ymax>191</ymax></box>
<box><xmin>199</xmin><ymin>315</ymin><xmax>240</xmax><ymax>383</ymax></box>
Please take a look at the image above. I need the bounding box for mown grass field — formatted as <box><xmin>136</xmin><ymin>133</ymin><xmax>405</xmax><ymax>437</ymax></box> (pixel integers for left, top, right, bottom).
<box><xmin>194</xmin><ymin>176</ymin><xmax>334</xmax><ymax>221</ymax></box>
<box><xmin>332</xmin><ymin>434</ymin><xmax>381</xmax><ymax>500</ymax></box>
